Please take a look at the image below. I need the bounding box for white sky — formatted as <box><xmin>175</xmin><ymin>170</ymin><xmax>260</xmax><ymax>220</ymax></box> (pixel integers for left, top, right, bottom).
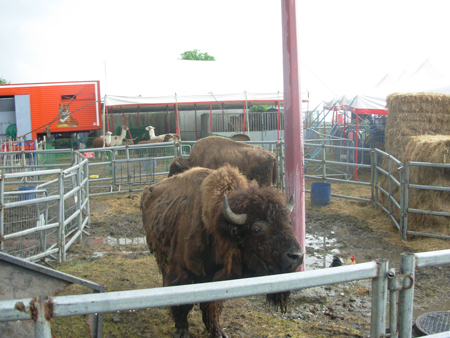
<box><xmin>1</xmin><ymin>0</ymin><xmax>450</xmax><ymax>106</ymax></box>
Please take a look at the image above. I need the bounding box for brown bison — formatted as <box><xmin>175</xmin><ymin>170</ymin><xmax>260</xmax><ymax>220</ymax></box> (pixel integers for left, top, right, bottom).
<box><xmin>141</xmin><ymin>165</ymin><xmax>303</xmax><ymax>338</ymax></box>
<box><xmin>168</xmin><ymin>136</ymin><xmax>277</xmax><ymax>186</ymax></box>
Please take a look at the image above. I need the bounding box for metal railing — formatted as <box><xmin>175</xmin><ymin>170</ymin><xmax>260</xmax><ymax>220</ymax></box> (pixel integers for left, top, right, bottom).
<box><xmin>289</xmin><ymin>141</ymin><xmax>450</xmax><ymax>241</ymax></box>
<box><xmin>390</xmin><ymin>249</ymin><xmax>450</xmax><ymax>338</ymax></box>
<box><xmin>0</xmin><ymin>259</ymin><xmax>387</xmax><ymax>338</ymax></box>
<box><xmin>1</xmin><ymin>139</ymin><xmax>449</xmax><ymax>265</ymax></box>
<box><xmin>0</xmin><ymin>151</ymin><xmax>89</xmax><ymax>263</ymax></box>
<box><xmin>1</xmin><ymin>249</ymin><xmax>449</xmax><ymax>337</ymax></box>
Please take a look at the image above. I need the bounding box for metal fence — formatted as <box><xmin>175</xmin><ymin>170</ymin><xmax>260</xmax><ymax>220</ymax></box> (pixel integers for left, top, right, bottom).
<box><xmin>285</xmin><ymin>141</ymin><xmax>450</xmax><ymax>241</ymax></box>
<box><xmin>0</xmin><ymin>149</ymin><xmax>89</xmax><ymax>263</ymax></box>
<box><xmin>1</xmin><ymin>139</ymin><xmax>450</xmax><ymax>265</ymax></box>
<box><xmin>1</xmin><ymin>248</ymin><xmax>449</xmax><ymax>338</ymax></box>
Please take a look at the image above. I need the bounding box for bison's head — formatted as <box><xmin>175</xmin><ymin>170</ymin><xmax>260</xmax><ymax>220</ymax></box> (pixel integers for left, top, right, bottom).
<box><xmin>220</xmin><ymin>186</ymin><xmax>303</xmax><ymax>312</ymax></box>
<box><xmin>168</xmin><ymin>156</ymin><xmax>190</xmax><ymax>177</ymax></box>
<box><xmin>220</xmin><ymin>186</ymin><xmax>303</xmax><ymax>276</ymax></box>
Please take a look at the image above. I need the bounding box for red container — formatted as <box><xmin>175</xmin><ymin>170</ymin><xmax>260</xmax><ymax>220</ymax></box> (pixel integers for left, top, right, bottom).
<box><xmin>0</xmin><ymin>81</ymin><xmax>102</xmax><ymax>140</ymax></box>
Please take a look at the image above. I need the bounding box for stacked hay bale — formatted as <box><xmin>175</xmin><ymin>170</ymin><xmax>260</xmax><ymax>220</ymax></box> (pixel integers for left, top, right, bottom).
<box><xmin>384</xmin><ymin>93</ymin><xmax>450</xmax><ymax>159</ymax></box>
<box><xmin>381</xmin><ymin>93</ymin><xmax>450</xmax><ymax>233</ymax></box>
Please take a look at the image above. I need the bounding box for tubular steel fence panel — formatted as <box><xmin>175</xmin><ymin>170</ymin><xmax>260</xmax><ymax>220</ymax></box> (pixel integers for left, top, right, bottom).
<box><xmin>0</xmin><ymin>151</ymin><xmax>89</xmax><ymax>263</ymax></box>
<box><xmin>295</xmin><ymin>143</ymin><xmax>450</xmax><ymax>242</ymax></box>
<box><xmin>0</xmin><ymin>260</ymin><xmax>389</xmax><ymax>338</ymax></box>
<box><xmin>1</xmin><ymin>140</ymin><xmax>449</xmax><ymax>265</ymax></box>
<box><xmin>373</xmin><ymin>148</ymin><xmax>404</xmax><ymax>233</ymax></box>
<box><xmin>1</xmin><ymin>250</ymin><xmax>448</xmax><ymax>337</ymax></box>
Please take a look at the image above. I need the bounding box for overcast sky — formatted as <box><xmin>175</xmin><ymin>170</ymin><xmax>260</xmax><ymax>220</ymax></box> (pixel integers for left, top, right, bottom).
<box><xmin>1</xmin><ymin>0</ymin><xmax>449</xmax><ymax>104</ymax></box>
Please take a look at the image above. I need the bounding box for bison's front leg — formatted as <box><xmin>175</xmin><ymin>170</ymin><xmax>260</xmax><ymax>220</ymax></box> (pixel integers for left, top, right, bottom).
<box><xmin>171</xmin><ymin>304</ymin><xmax>193</xmax><ymax>338</ymax></box>
<box><xmin>200</xmin><ymin>301</ymin><xmax>228</xmax><ymax>338</ymax></box>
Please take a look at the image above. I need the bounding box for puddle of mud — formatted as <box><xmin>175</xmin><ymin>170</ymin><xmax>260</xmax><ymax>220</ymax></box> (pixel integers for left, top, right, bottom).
<box><xmin>85</xmin><ymin>233</ymin><xmax>340</xmax><ymax>271</ymax></box>
<box><xmin>305</xmin><ymin>233</ymin><xmax>340</xmax><ymax>270</ymax></box>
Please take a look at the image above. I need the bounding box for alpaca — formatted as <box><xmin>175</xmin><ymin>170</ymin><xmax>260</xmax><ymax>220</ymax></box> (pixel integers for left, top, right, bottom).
<box><xmin>122</xmin><ymin>137</ymin><xmax>137</xmax><ymax>146</ymax></box>
<box><xmin>137</xmin><ymin>134</ymin><xmax>175</xmax><ymax>144</ymax></box>
<box><xmin>109</xmin><ymin>126</ymin><xmax>129</xmax><ymax>147</ymax></box>
<box><xmin>92</xmin><ymin>131</ymin><xmax>112</xmax><ymax>148</ymax></box>
<box><xmin>144</xmin><ymin>126</ymin><xmax>181</xmax><ymax>143</ymax></box>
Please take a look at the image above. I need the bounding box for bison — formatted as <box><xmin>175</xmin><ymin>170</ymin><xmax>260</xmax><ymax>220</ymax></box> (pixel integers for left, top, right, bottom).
<box><xmin>168</xmin><ymin>136</ymin><xmax>277</xmax><ymax>186</ymax></box>
<box><xmin>141</xmin><ymin>165</ymin><xmax>303</xmax><ymax>338</ymax></box>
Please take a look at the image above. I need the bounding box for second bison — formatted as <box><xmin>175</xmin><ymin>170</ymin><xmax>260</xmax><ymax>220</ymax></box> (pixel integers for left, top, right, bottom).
<box><xmin>141</xmin><ymin>165</ymin><xmax>303</xmax><ymax>338</ymax></box>
<box><xmin>168</xmin><ymin>136</ymin><xmax>277</xmax><ymax>186</ymax></box>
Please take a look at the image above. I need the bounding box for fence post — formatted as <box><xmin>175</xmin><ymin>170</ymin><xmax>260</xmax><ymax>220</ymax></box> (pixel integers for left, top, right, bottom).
<box><xmin>57</xmin><ymin>171</ymin><xmax>65</xmax><ymax>263</ymax></box>
<box><xmin>401</xmin><ymin>162</ymin><xmax>410</xmax><ymax>241</ymax></box>
<box><xmin>322</xmin><ymin>144</ymin><xmax>326</xmax><ymax>181</ymax></box>
<box><xmin>370</xmin><ymin>259</ymin><xmax>389</xmax><ymax>338</ymax></box>
<box><xmin>84</xmin><ymin>157</ymin><xmax>91</xmax><ymax>225</ymax></box>
<box><xmin>34</xmin><ymin>295</ymin><xmax>52</xmax><ymax>338</ymax></box>
<box><xmin>370</xmin><ymin>149</ymin><xmax>375</xmax><ymax>208</ymax></box>
<box><xmin>387</xmin><ymin>268</ymin><xmax>399</xmax><ymax>335</ymax></box>
<box><xmin>374</xmin><ymin>150</ymin><xmax>379</xmax><ymax>210</ymax></box>
<box><xmin>398</xmin><ymin>253</ymin><xmax>415</xmax><ymax>338</ymax></box>
<box><xmin>76</xmin><ymin>161</ymin><xmax>83</xmax><ymax>244</ymax></box>
<box><xmin>399</xmin><ymin>166</ymin><xmax>405</xmax><ymax>241</ymax></box>
<box><xmin>388</xmin><ymin>156</ymin><xmax>393</xmax><ymax>219</ymax></box>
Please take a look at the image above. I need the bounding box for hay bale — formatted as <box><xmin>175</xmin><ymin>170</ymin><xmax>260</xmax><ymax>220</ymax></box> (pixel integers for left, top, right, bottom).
<box><xmin>385</xmin><ymin>93</ymin><xmax>450</xmax><ymax>162</ymax></box>
<box><xmin>403</xmin><ymin>135</ymin><xmax>450</xmax><ymax>184</ymax></box>
<box><xmin>380</xmin><ymin>94</ymin><xmax>450</xmax><ymax>235</ymax></box>
<box><xmin>401</xmin><ymin>135</ymin><xmax>450</xmax><ymax>233</ymax></box>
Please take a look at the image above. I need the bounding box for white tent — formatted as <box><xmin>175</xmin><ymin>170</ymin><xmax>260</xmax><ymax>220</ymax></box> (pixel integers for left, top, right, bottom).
<box><xmin>102</xmin><ymin>58</ymin><xmax>331</xmax><ymax>110</ymax></box>
<box><xmin>324</xmin><ymin>59</ymin><xmax>450</xmax><ymax>116</ymax></box>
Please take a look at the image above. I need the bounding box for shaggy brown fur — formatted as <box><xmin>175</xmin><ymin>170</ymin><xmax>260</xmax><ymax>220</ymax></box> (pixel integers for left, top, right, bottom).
<box><xmin>141</xmin><ymin>165</ymin><xmax>303</xmax><ymax>338</ymax></box>
<box><xmin>168</xmin><ymin>136</ymin><xmax>277</xmax><ymax>186</ymax></box>
<box><xmin>92</xmin><ymin>135</ymin><xmax>110</xmax><ymax>148</ymax></box>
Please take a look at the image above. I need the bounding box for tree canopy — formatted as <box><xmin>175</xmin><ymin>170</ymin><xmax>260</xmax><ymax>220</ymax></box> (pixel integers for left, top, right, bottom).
<box><xmin>180</xmin><ymin>49</ymin><xmax>216</xmax><ymax>61</ymax></box>
<box><xmin>0</xmin><ymin>77</ymin><xmax>9</xmax><ymax>85</ymax></box>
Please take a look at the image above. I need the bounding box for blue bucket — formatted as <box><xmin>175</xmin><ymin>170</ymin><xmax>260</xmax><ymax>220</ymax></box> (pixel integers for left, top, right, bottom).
<box><xmin>19</xmin><ymin>186</ymin><xmax>35</xmax><ymax>201</ymax></box>
<box><xmin>310</xmin><ymin>182</ymin><xmax>331</xmax><ymax>207</ymax></box>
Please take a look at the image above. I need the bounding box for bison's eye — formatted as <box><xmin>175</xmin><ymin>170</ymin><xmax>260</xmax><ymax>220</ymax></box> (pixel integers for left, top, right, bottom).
<box><xmin>250</xmin><ymin>220</ymin><xmax>268</xmax><ymax>234</ymax></box>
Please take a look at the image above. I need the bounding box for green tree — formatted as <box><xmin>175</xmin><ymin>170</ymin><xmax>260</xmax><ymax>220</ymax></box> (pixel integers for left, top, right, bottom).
<box><xmin>0</xmin><ymin>76</ymin><xmax>9</xmax><ymax>85</ymax></box>
<box><xmin>250</xmin><ymin>105</ymin><xmax>270</xmax><ymax>112</ymax></box>
<box><xmin>180</xmin><ymin>49</ymin><xmax>216</xmax><ymax>61</ymax></box>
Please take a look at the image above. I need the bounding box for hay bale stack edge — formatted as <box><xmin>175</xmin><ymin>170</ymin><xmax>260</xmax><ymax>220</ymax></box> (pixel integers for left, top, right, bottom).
<box><xmin>381</xmin><ymin>93</ymin><xmax>450</xmax><ymax>234</ymax></box>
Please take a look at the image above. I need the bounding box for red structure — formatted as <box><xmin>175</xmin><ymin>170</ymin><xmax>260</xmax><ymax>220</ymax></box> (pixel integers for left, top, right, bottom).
<box><xmin>0</xmin><ymin>81</ymin><xmax>102</xmax><ymax>140</ymax></box>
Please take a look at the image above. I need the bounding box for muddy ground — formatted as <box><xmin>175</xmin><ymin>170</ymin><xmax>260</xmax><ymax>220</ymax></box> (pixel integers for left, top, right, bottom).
<box><xmin>51</xmin><ymin>177</ymin><xmax>450</xmax><ymax>338</ymax></box>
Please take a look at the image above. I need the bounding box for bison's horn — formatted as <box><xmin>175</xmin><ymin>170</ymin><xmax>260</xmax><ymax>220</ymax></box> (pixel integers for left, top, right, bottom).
<box><xmin>175</xmin><ymin>161</ymin><xmax>182</xmax><ymax>170</ymax></box>
<box><xmin>287</xmin><ymin>194</ymin><xmax>295</xmax><ymax>213</ymax></box>
<box><xmin>222</xmin><ymin>194</ymin><xmax>247</xmax><ymax>225</ymax></box>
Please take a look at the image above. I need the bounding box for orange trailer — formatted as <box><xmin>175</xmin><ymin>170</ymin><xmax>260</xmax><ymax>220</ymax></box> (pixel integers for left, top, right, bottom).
<box><xmin>0</xmin><ymin>81</ymin><xmax>102</xmax><ymax>140</ymax></box>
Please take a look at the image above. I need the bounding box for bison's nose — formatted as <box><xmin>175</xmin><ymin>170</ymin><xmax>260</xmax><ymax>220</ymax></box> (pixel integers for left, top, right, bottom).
<box><xmin>282</xmin><ymin>247</ymin><xmax>304</xmax><ymax>272</ymax></box>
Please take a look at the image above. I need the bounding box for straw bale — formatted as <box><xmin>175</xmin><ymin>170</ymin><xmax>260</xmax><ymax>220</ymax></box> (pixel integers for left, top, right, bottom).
<box><xmin>384</xmin><ymin>92</ymin><xmax>450</xmax><ymax>161</ymax></box>
<box><xmin>403</xmin><ymin>135</ymin><xmax>450</xmax><ymax>185</ymax></box>
<box><xmin>380</xmin><ymin>93</ymin><xmax>450</xmax><ymax>234</ymax></box>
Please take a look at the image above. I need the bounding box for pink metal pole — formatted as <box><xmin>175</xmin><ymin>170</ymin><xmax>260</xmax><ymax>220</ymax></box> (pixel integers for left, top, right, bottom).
<box><xmin>106</xmin><ymin>107</ymin><xmax>110</xmax><ymax>132</ymax></box>
<box><xmin>174</xmin><ymin>104</ymin><xmax>180</xmax><ymax>135</ymax></box>
<box><xmin>167</xmin><ymin>105</ymin><xmax>170</xmax><ymax>133</ymax></box>
<box><xmin>281</xmin><ymin>0</ymin><xmax>305</xmax><ymax>271</ymax></box>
